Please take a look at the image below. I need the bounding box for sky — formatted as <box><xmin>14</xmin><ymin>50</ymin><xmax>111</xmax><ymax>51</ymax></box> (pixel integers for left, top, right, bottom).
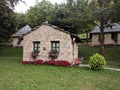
<box><xmin>14</xmin><ymin>0</ymin><xmax>65</xmax><ymax>13</ymax></box>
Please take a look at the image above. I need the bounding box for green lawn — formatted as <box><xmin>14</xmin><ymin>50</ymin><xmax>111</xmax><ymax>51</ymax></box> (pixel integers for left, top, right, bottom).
<box><xmin>0</xmin><ymin>48</ymin><xmax>120</xmax><ymax>90</ymax></box>
<box><xmin>79</xmin><ymin>46</ymin><xmax>120</xmax><ymax>68</ymax></box>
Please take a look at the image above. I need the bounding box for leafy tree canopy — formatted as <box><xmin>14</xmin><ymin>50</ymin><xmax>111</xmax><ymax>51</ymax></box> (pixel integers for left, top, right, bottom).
<box><xmin>25</xmin><ymin>0</ymin><xmax>54</xmax><ymax>27</ymax></box>
<box><xmin>0</xmin><ymin>0</ymin><xmax>21</xmax><ymax>42</ymax></box>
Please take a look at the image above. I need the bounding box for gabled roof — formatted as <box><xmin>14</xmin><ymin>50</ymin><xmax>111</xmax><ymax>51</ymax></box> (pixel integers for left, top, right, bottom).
<box><xmin>12</xmin><ymin>24</ymin><xmax>32</xmax><ymax>37</ymax></box>
<box><xmin>24</xmin><ymin>23</ymin><xmax>81</xmax><ymax>43</ymax></box>
<box><xmin>90</xmin><ymin>23</ymin><xmax>120</xmax><ymax>34</ymax></box>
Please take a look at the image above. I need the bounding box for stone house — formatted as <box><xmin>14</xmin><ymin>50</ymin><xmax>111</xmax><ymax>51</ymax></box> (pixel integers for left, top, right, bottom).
<box><xmin>23</xmin><ymin>23</ymin><xmax>81</xmax><ymax>64</ymax></box>
<box><xmin>90</xmin><ymin>23</ymin><xmax>120</xmax><ymax>46</ymax></box>
<box><xmin>11</xmin><ymin>25</ymin><xmax>32</xmax><ymax>47</ymax></box>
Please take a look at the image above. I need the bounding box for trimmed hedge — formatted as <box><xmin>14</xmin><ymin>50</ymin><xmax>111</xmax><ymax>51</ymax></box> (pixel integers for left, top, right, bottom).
<box><xmin>89</xmin><ymin>53</ymin><xmax>106</xmax><ymax>70</ymax></box>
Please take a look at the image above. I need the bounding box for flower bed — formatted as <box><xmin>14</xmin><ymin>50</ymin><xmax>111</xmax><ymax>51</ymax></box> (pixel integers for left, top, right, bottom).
<box><xmin>22</xmin><ymin>60</ymin><xmax>71</xmax><ymax>66</ymax></box>
<box><xmin>22</xmin><ymin>59</ymin><xmax>43</xmax><ymax>65</ymax></box>
<box><xmin>44</xmin><ymin>60</ymin><xmax>55</xmax><ymax>65</ymax></box>
<box><xmin>45</xmin><ymin>60</ymin><xmax>71</xmax><ymax>66</ymax></box>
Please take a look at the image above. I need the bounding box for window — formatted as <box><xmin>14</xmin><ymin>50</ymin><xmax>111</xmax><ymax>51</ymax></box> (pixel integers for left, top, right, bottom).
<box><xmin>51</xmin><ymin>41</ymin><xmax>60</xmax><ymax>52</ymax></box>
<box><xmin>111</xmin><ymin>33</ymin><xmax>118</xmax><ymax>42</ymax></box>
<box><xmin>33</xmin><ymin>41</ymin><xmax>40</xmax><ymax>53</ymax></box>
<box><xmin>17</xmin><ymin>37</ymin><xmax>23</xmax><ymax>45</ymax></box>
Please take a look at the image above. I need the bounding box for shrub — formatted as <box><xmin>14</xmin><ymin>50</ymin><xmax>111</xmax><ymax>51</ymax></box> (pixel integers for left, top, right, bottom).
<box><xmin>89</xmin><ymin>53</ymin><xmax>106</xmax><ymax>70</ymax></box>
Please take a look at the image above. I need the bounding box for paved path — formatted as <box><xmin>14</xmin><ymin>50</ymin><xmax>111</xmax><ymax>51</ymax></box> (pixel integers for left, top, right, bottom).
<box><xmin>79</xmin><ymin>64</ymin><xmax>120</xmax><ymax>71</ymax></box>
<box><xmin>105</xmin><ymin>67</ymin><xmax>120</xmax><ymax>71</ymax></box>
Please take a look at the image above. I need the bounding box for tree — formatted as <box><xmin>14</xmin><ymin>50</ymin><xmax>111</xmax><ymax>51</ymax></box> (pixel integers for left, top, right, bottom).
<box><xmin>1</xmin><ymin>0</ymin><xmax>22</xmax><ymax>8</ymax></box>
<box><xmin>51</xmin><ymin>0</ymin><xmax>95</xmax><ymax>36</ymax></box>
<box><xmin>0</xmin><ymin>0</ymin><xmax>18</xmax><ymax>42</ymax></box>
<box><xmin>111</xmin><ymin>0</ymin><xmax>120</xmax><ymax>23</ymax></box>
<box><xmin>15</xmin><ymin>13</ymin><xmax>28</xmax><ymax>29</ymax></box>
<box><xmin>89</xmin><ymin>0</ymin><xmax>113</xmax><ymax>55</ymax></box>
<box><xmin>25</xmin><ymin>0</ymin><xmax>54</xmax><ymax>27</ymax></box>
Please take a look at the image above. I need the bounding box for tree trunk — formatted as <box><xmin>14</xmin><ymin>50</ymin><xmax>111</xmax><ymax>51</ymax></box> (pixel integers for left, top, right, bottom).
<box><xmin>99</xmin><ymin>22</ymin><xmax>104</xmax><ymax>55</ymax></box>
<box><xmin>98</xmin><ymin>0</ymin><xmax>104</xmax><ymax>55</ymax></box>
<box><xmin>86</xmin><ymin>32</ymin><xmax>88</xmax><ymax>42</ymax></box>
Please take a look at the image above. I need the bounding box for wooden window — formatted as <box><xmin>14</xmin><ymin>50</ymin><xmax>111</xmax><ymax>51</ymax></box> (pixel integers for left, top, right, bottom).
<box><xmin>51</xmin><ymin>41</ymin><xmax>60</xmax><ymax>52</ymax></box>
<box><xmin>111</xmin><ymin>33</ymin><xmax>118</xmax><ymax>42</ymax></box>
<box><xmin>33</xmin><ymin>41</ymin><xmax>40</xmax><ymax>53</ymax></box>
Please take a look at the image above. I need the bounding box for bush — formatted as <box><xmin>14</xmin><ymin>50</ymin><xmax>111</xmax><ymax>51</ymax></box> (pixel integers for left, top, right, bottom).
<box><xmin>89</xmin><ymin>53</ymin><xmax>106</xmax><ymax>70</ymax></box>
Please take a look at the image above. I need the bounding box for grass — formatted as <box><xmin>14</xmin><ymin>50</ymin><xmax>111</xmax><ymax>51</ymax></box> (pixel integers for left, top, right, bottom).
<box><xmin>79</xmin><ymin>46</ymin><xmax>120</xmax><ymax>68</ymax></box>
<box><xmin>0</xmin><ymin>48</ymin><xmax>120</xmax><ymax>90</ymax></box>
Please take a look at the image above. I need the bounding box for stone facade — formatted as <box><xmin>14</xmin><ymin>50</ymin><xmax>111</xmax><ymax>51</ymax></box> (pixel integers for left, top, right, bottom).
<box><xmin>12</xmin><ymin>37</ymin><xmax>23</xmax><ymax>47</ymax></box>
<box><xmin>91</xmin><ymin>33</ymin><xmax>120</xmax><ymax>46</ymax></box>
<box><xmin>23</xmin><ymin>24</ymin><xmax>79</xmax><ymax>64</ymax></box>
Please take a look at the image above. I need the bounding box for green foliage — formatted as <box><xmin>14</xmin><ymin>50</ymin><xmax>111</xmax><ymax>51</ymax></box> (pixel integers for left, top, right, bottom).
<box><xmin>15</xmin><ymin>13</ymin><xmax>28</xmax><ymax>29</ymax></box>
<box><xmin>51</xmin><ymin>0</ymin><xmax>94</xmax><ymax>34</ymax></box>
<box><xmin>111</xmin><ymin>1</ymin><xmax>120</xmax><ymax>23</ymax></box>
<box><xmin>1</xmin><ymin>0</ymin><xmax>21</xmax><ymax>8</ymax></box>
<box><xmin>89</xmin><ymin>53</ymin><xmax>106</xmax><ymax>70</ymax></box>
<box><xmin>25</xmin><ymin>0</ymin><xmax>54</xmax><ymax>27</ymax></box>
<box><xmin>0</xmin><ymin>0</ymin><xmax>17</xmax><ymax>43</ymax></box>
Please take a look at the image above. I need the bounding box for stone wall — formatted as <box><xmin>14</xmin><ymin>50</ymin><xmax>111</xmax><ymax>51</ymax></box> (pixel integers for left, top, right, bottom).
<box><xmin>92</xmin><ymin>33</ymin><xmax>120</xmax><ymax>46</ymax></box>
<box><xmin>23</xmin><ymin>25</ymin><xmax>78</xmax><ymax>63</ymax></box>
<box><xmin>12</xmin><ymin>38</ymin><xmax>23</xmax><ymax>47</ymax></box>
<box><xmin>104</xmin><ymin>33</ymin><xmax>116</xmax><ymax>45</ymax></box>
<box><xmin>118</xmin><ymin>33</ymin><xmax>120</xmax><ymax>44</ymax></box>
<box><xmin>91</xmin><ymin>34</ymin><xmax>100</xmax><ymax>46</ymax></box>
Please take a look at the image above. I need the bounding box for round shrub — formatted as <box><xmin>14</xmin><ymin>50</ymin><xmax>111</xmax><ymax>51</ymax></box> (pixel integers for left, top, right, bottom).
<box><xmin>89</xmin><ymin>53</ymin><xmax>106</xmax><ymax>70</ymax></box>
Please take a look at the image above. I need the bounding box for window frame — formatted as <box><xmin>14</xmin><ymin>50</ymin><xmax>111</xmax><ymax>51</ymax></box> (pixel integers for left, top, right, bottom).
<box><xmin>33</xmin><ymin>41</ymin><xmax>40</xmax><ymax>53</ymax></box>
<box><xmin>111</xmin><ymin>32</ymin><xmax>118</xmax><ymax>42</ymax></box>
<box><xmin>51</xmin><ymin>41</ymin><xmax>60</xmax><ymax>52</ymax></box>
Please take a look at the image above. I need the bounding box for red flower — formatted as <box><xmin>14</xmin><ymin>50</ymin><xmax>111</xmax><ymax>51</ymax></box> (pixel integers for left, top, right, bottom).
<box><xmin>34</xmin><ymin>60</ymin><xmax>43</xmax><ymax>64</ymax></box>
<box><xmin>45</xmin><ymin>60</ymin><xmax>56</xmax><ymax>65</ymax></box>
<box><xmin>45</xmin><ymin>60</ymin><xmax>71</xmax><ymax>66</ymax></box>
<box><xmin>22</xmin><ymin>59</ymin><xmax>43</xmax><ymax>65</ymax></box>
<box><xmin>54</xmin><ymin>60</ymin><xmax>71</xmax><ymax>66</ymax></box>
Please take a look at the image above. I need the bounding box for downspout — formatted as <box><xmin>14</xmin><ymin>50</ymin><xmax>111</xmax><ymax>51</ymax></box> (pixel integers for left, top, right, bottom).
<box><xmin>72</xmin><ymin>37</ymin><xmax>75</xmax><ymax>65</ymax></box>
